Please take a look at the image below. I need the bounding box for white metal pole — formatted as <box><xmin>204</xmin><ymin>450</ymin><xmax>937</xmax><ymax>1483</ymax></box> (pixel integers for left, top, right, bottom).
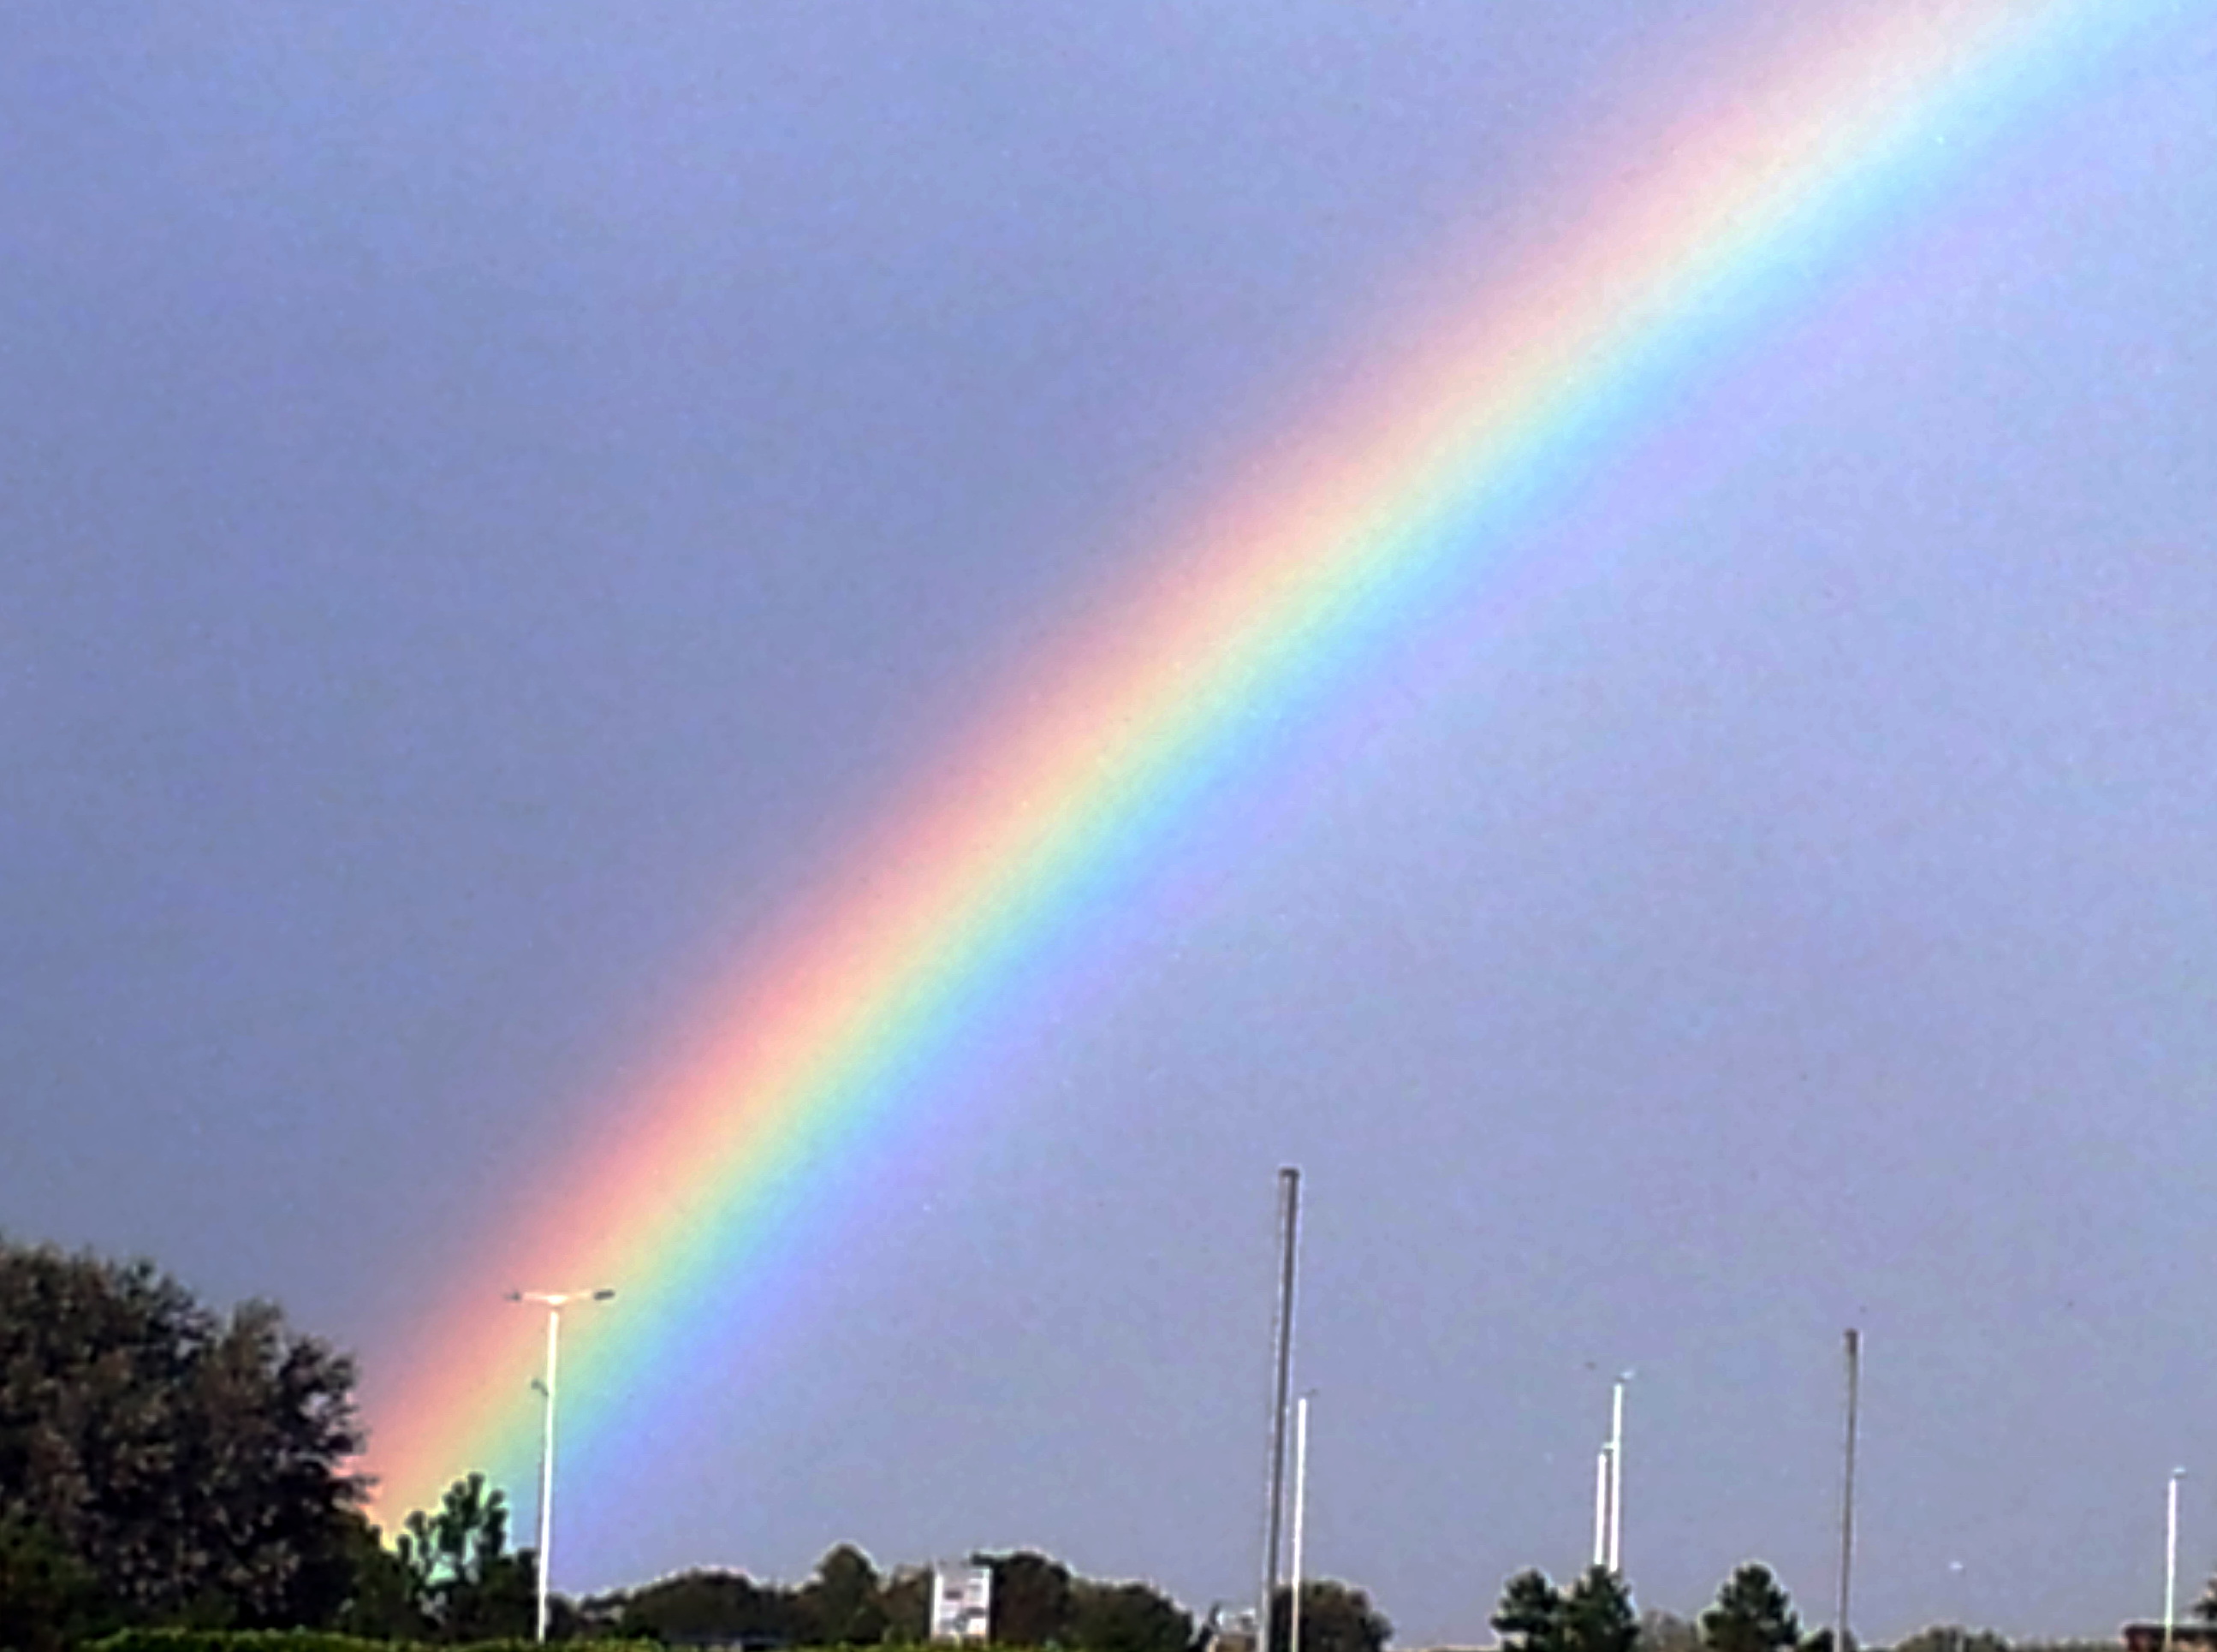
<box><xmin>2166</xmin><ymin>1468</ymin><xmax>2185</xmax><ymax>1652</ymax></box>
<box><xmin>1291</xmin><ymin>1395</ymin><xmax>1311</xmax><ymax>1652</ymax></box>
<box><xmin>537</xmin><ymin>1305</ymin><xmax>560</xmax><ymax>1643</ymax></box>
<box><xmin>1260</xmin><ymin>1169</ymin><xmax>1301</xmax><ymax>1652</ymax></box>
<box><xmin>1593</xmin><ymin>1448</ymin><xmax>1611</xmax><ymax>1568</ymax></box>
<box><xmin>1608</xmin><ymin>1380</ymin><xmax>1626</xmax><ymax>1574</ymax></box>
<box><xmin>510</xmin><ymin>1288</ymin><xmax>613</xmax><ymax>1645</ymax></box>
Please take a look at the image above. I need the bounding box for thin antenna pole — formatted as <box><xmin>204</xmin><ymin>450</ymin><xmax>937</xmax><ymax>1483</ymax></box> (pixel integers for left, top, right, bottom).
<box><xmin>2166</xmin><ymin>1468</ymin><xmax>2185</xmax><ymax>1652</ymax></box>
<box><xmin>1593</xmin><ymin>1447</ymin><xmax>1612</xmax><ymax>1568</ymax></box>
<box><xmin>1837</xmin><ymin>1328</ymin><xmax>1862</xmax><ymax>1652</ymax></box>
<box><xmin>1607</xmin><ymin>1377</ymin><xmax>1626</xmax><ymax>1574</ymax></box>
<box><xmin>1291</xmin><ymin>1394</ymin><xmax>1311</xmax><ymax>1652</ymax></box>
<box><xmin>1259</xmin><ymin>1168</ymin><xmax>1302</xmax><ymax>1652</ymax></box>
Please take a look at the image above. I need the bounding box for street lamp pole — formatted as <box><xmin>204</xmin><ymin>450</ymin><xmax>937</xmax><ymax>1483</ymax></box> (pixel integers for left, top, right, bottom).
<box><xmin>508</xmin><ymin>1288</ymin><xmax>615</xmax><ymax>1643</ymax></box>
<box><xmin>2166</xmin><ymin>1467</ymin><xmax>2187</xmax><ymax>1652</ymax></box>
<box><xmin>1607</xmin><ymin>1375</ymin><xmax>1628</xmax><ymax>1574</ymax></box>
<box><xmin>1290</xmin><ymin>1394</ymin><xmax>1312</xmax><ymax>1652</ymax></box>
<box><xmin>1593</xmin><ymin>1447</ymin><xmax>1613</xmax><ymax>1568</ymax></box>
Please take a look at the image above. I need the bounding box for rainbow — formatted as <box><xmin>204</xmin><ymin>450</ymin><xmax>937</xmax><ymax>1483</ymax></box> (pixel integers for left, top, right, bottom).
<box><xmin>365</xmin><ymin>0</ymin><xmax>2164</xmax><ymax>1530</ymax></box>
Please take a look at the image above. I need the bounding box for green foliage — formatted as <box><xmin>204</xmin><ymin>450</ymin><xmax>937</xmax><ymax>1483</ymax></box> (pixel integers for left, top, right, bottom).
<box><xmin>395</xmin><ymin>1477</ymin><xmax>535</xmax><ymax>1643</ymax></box>
<box><xmin>801</xmin><ymin>1545</ymin><xmax>887</xmax><ymax>1645</ymax></box>
<box><xmin>1701</xmin><ymin>1565</ymin><xmax>1800</xmax><ymax>1652</ymax></box>
<box><xmin>0</xmin><ymin>1239</ymin><xmax>366</xmax><ymax>1631</ymax></box>
<box><xmin>0</xmin><ymin>1512</ymin><xmax>106</xmax><ymax>1652</ymax></box>
<box><xmin>330</xmin><ymin>1516</ymin><xmax>427</xmax><ymax>1643</ymax></box>
<box><xmin>588</xmin><ymin>1567</ymin><xmax>793</xmax><ymax>1645</ymax></box>
<box><xmin>398</xmin><ymin>1477</ymin><xmax>508</xmax><ymax>1598</ymax></box>
<box><xmin>1891</xmin><ymin>1629</ymin><xmax>2009</xmax><ymax>1652</ymax></box>
<box><xmin>1495</xmin><ymin>1571</ymin><xmax>1566</xmax><ymax>1652</ymax></box>
<box><xmin>1268</xmin><ymin>1581</ymin><xmax>1389</xmax><ymax>1652</ymax></box>
<box><xmin>1073</xmin><ymin>1579</ymin><xmax>1192</xmax><ymax>1652</ymax></box>
<box><xmin>590</xmin><ymin>1550</ymin><xmax>1199</xmax><ymax>1652</ymax></box>
<box><xmin>981</xmin><ymin>1552</ymin><xmax>1075</xmax><ymax>1647</ymax></box>
<box><xmin>1495</xmin><ymin>1567</ymin><xmax>1637</xmax><ymax>1652</ymax></box>
<box><xmin>877</xmin><ymin>1566</ymin><xmax>931</xmax><ymax>1643</ymax></box>
<box><xmin>1562</xmin><ymin>1566</ymin><xmax>1638</xmax><ymax>1652</ymax></box>
<box><xmin>86</xmin><ymin>1634</ymin><xmax>642</xmax><ymax>1652</ymax></box>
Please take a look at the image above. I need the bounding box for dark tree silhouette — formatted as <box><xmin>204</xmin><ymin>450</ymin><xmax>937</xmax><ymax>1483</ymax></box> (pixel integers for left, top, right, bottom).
<box><xmin>1269</xmin><ymin>1580</ymin><xmax>1391</xmax><ymax>1652</ymax></box>
<box><xmin>1073</xmin><ymin>1578</ymin><xmax>1194</xmax><ymax>1652</ymax></box>
<box><xmin>986</xmin><ymin>1550</ymin><xmax>1077</xmax><ymax>1646</ymax></box>
<box><xmin>1562</xmin><ymin>1567</ymin><xmax>1637</xmax><ymax>1652</ymax></box>
<box><xmin>0</xmin><ymin>1514</ymin><xmax>102</xmax><ymax>1652</ymax></box>
<box><xmin>802</xmin><ymin>1543</ymin><xmax>888</xmax><ymax>1644</ymax></box>
<box><xmin>1495</xmin><ymin>1570</ymin><xmax>1567</xmax><ymax>1652</ymax></box>
<box><xmin>0</xmin><ymin>1239</ymin><xmax>365</xmax><ymax>1628</ymax></box>
<box><xmin>398</xmin><ymin>1472</ymin><xmax>536</xmax><ymax>1642</ymax></box>
<box><xmin>1702</xmin><ymin>1565</ymin><xmax>1800</xmax><ymax>1652</ymax></box>
<box><xmin>588</xmin><ymin>1566</ymin><xmax>799</xmax><ymax>1645</ymax></box>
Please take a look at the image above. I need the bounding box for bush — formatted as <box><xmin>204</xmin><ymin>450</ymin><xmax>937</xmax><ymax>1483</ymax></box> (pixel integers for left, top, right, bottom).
<box><xmin>87</xmin><ymin>1633</ymin><xmax>644</xmax><ymax>1652</ymax></box>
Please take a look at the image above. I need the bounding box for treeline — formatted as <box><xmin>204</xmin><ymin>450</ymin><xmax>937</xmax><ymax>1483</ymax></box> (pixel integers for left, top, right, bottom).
<box><xmin>575</xmin><ymin>1546</ymin><xmax>1388</xmax><ymax>1652</ymax></box>
<box><xmin>1494</xmin><ymin>1562</ymin><xmax>2110</xmax><ymax>1652</ymax></box>
<box><xmin>0</xmin><ymin>1240</ymin><xmax>373</xmax><ymax>1649</ymax></box>
<box><xmin>0</xmin><ymin>1239</ymin><xmax>564</xmax><ymax>1649</ymax></box>
<box><xmin>0</xmin><ymin>1236</ymin><xmax>2168</xmax><ymax>1652</ymax></box>
<box><xmin>0</xmin><ymin>1239</ymin><xmax>1381</xmax><ymax>1652</ymax></box>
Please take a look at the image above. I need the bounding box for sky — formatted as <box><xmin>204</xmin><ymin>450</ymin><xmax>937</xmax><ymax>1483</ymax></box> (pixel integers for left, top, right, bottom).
<box><xmin>4</xmin><ymin>3</ymin><xmax>2216</xmax><ymax>1645</ymax></box>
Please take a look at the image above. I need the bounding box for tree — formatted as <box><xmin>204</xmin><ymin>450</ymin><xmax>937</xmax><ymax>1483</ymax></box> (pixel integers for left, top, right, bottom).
<box><xmin>1269</xmin><ymin>1581</ymin><xmax>1390</xmax><ymax>1652</ymax></box>
<box><xmin>0</xmin><ymin>1514</ymin><xmax>104</xmax><ymax>1652</ymax></box>
<box><xmin>800</xmin><ymin>1543</ymin><xmax>888</xmax><ymax>1644</ymax></box>
<box><xmin>397</xmin><ymin>1473</ymin><xmax>536</xmax><ymax>1642</ymax></box>
<box><xmin>331</xmin><ymin>1512</ymin><xmax>430</xmax><ymax>1641</ymax></box>
<box><xmin>1562</xmin><ymin>1566</ymin><xmax>1638</xmax><ymax>1652</ymax></box>
<box><xmin>591</xmin><ymin>1566</ymin><xmax>799</xmax><ymax>1645</ymax></box>
<box><xmin>0</xmin><ymin>1238</ymin><xmax>366</xmax><ymax>1629</ymax></box>
<box><xmin>1495</xmin><ymin>1571</ymin><xmax>1566</xmax><ymax>1652</ymax></box>
<box><xmin>1702</xmin><ymin>1566</ymin><xmax>1800</xmax><ymax>1652</ymax></box>
<box><xmin>1893</xmin><ymin>1629</ymin><xmax>2007</xmax><ymax>1652</ymax></box>
<box><xmin>1073</xmin><ymin>1579</ymin><xmax>1193</xmax><ymax>1652</ymax></box>
<box><xmin>986</xmin><ymin>1551</ymin><xmax>1076</xmax><ymax>1646</ymax></box>
<box><xmin>881</xmin><ymin>1566</ymin><xmax>933</xmax><ymax>1643</ymax></box>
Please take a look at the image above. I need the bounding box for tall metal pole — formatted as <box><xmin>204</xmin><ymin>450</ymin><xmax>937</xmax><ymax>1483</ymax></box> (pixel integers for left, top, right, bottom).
<box><xmin>1837</xmin><ymin>1329</ymin><xmax>1862</xmax><ymax>1652</ymax></box>
<box><xmin>1291</xmin><ymin>1394</ymin><xmax>1311</xmax><ymax>1652</ymax></box>
<box><xmin>537</xmin><ymin>1306</ymin><xmax>561</xmax><ymax>1644</ymax></box>
<box><xmin>1593</xmin><ymin>1448</ymin><xmax>1612</xmax><ymax>1569</ymax></box>
<box><xmin>510</xmin><ymin>1287</ymin><xmax>615</xmax><ymax>1645</ymax></box>
<box><xmin>1259</xmin><ymin>1168</ymin><xmax>1302</xmax><ymax>1652</ymax></box>
<box><xmin>2166</xmin><ymin>1468</ymin><xmax>2185</xmax><ymax>1652</ymax></box>
<box><xmin>1606</xmin><ymin>1377</ymin><xmax>1626</xmax><ymax>1574</ymax></box>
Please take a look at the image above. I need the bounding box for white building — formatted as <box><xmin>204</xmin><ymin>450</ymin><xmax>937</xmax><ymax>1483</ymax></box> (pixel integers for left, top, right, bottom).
<box><xmin>930</xmin><ymin>1562</ymin><xmax>993</xmax><ymax>1643</ymax></box>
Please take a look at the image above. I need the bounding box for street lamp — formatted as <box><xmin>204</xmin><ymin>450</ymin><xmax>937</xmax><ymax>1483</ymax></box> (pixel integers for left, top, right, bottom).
<box><xmin>1290</xmin><ymin>1393</ymin><xmax>1314</xmax><ymax>1652</ymax></box>
<box><xmin>1592</xmin><ymin>1447</ymin><xmax>1612</xmax><ymax>1569</ymax></box>
<box><xmin>1607</xmin><ymin>1372</ymin><xmax>1632</xmax><ymax>1575</ymax></box>
<box><xmin>2167</xmin><ymin>1467</ymin><xmax>2188</xmax><ymax>1652</ymax></box>
<box><xmin>508</xmin><ymin>1288</ymin><xmax>615</xmax><ymax>1643</ymax></box>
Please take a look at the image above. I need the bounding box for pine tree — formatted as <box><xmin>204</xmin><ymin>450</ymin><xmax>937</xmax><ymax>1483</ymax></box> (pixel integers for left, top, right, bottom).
<box><xmin>1702</xmin><ymin>1565</ymin><xmax>1801</xmax><ymax>1652</ymax></box>
<box><xmin>1494</xmin><ymin>1571</ymin><xmax>1566</xmax><ymax>1652</ymax></box>
<box><xmin>1564</xmin><ymin>1566</ymin><xmax>1639</xmax><ymax>1652</ymax></box>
